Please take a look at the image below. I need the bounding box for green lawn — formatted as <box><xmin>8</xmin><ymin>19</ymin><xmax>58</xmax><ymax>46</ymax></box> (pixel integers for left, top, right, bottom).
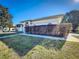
<box><xmin>0</xmin><ymin>35</ymin><xmax>79</xmax><ymax>59</ymax></box>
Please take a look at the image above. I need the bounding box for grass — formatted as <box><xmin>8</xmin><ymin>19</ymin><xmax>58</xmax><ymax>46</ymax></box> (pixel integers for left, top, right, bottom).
<box><xmin>0</xmin><ymin>35</ymin><xmax>79</xmax><ymax>59</ymax></box>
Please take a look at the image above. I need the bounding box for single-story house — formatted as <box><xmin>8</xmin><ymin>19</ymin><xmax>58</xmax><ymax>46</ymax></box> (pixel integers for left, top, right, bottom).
<box><xmin>21</xmin><ymin>14</ymin><xmax>72</xmax><ymax>37</ymax></box>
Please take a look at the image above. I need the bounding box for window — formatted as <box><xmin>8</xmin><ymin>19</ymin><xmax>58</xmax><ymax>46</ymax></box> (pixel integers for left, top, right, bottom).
<box><xmin>30</xmin><ymin>21</ymin><xmax>32</xmax><ymax>24</ymax></box>
<box><xmin>26</xmin><ymin>22</ymin><xmax>28</xmax><ymax>24</ymax></box>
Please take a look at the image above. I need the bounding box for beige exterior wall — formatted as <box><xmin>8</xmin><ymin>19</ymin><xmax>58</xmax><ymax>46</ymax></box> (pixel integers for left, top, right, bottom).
<box><xmin>29</xmin><ymin>16</ymin><xmax>63</xmax><ymax>26</ymax></box>
<box><xmin>21</xmin><ymin>15</ymin><xmax>64</xmax><ymax>26</ymax></box>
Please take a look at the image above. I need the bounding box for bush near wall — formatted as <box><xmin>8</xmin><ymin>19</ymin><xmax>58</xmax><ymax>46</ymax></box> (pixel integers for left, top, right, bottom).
<box><xmin>58</xmin><ymin>23</ymin><xmax>72</xmax><ymax>37</ymax></box>
<box><xmin>75</xmin><ymin>25</ymin><xmax>79</xmax><ymax>34</ymax></box>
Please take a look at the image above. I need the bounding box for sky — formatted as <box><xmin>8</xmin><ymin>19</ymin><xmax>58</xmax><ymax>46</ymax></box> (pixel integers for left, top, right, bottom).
<box><xmin>0</xmin><ymin>0</ymin><xmax>79</xmax><ymax>24</ymax></box>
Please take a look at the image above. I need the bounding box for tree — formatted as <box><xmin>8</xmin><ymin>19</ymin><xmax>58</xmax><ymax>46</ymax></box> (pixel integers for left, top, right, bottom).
<box><xmin>0</xmin><ymin>5</ymin><xmax>13</xmax><ymax>29</ymax></box>
<box><xmin>62</xmin><ymin>10</ymin><xmax>79</xmax><ymax>33</ymax></box>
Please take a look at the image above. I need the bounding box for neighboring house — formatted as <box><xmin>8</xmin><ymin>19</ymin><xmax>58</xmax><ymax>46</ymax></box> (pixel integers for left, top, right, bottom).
<box><xmin>2</xmin><ymin>25</ymin><xmax>16</xmax><ymax>32</ymax></box>
<box><xmin>21</xmin><ymin>14</ymin><xmax>72</xmax><ymax>37</ymax></box>
<box><xmin>16</xmin><ymin>24</ymin><xmax>23</xmax><ymax>33</ymax></box>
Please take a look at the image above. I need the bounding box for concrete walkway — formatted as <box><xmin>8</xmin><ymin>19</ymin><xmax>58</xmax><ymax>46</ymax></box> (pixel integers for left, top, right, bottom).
<box><xmin>0</xmin><ymin>34</ymin><xmax>18</xmax><ymax>39</ymax></box>
<box><xmin>66</xmin><ymin>33</ymin><xmax>79</xmax><ymax>42</ymax></box>
<box><xmin>0</xmin><ymin>33</ymin><xmax>79</xmax><ymax>42</ymax></box>
<box><xmin>0</xmin><ymin>33</ymin><xmax>65</xmax><ymax>40</ymax></box>
<box><xmin>0</xmin><ymin>32</ymin><xmax>16</xmax><ymax>34</ymax></box>
<box><xmin>19</xmin><ymin>33</ymin><xmax>65</xmax><ymax>40</ymax></box>
<box><xmin>15</xmin><ymin>33</ymin><xmax>79</xmax><ymax>42</ymax></box>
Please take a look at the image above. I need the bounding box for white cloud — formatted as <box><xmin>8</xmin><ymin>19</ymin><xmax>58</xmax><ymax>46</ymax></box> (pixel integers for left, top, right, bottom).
<box><xmin>73</xmin><ymin>0</ymin><xmax>79</xmax><ymax>3</ymax></box>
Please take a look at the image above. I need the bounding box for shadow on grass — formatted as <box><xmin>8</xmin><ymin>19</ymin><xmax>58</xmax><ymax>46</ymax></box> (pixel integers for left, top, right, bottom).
<box><xmin>0</xmin><ymin>35</ymin><xmax>66</xmax><ymax>56</ymax></box>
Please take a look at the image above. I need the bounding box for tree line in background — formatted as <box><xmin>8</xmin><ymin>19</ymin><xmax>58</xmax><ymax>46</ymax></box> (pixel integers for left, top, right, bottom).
<box><xmin>62</xmin><ymin>10</ymin><xmax>79</xmax><ymax>33</ymax></box>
